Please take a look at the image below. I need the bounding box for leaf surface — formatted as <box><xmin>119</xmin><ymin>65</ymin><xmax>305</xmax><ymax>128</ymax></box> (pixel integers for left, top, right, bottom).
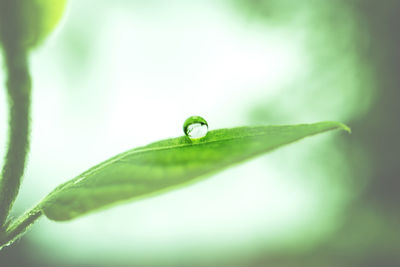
<box><xmin>40</xmin><ymin>121</ymin><xmax>350</xmax><ymax>221</ymax></box>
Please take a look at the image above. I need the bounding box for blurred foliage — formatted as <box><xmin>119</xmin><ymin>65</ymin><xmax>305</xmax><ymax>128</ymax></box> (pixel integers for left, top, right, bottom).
<box><xmin>0</xmin><ymin>0</ymin><xmax>66</xmax><ymax>49</ymax></box>
<box><xmin>234</xmin><ymin>0</ymin><xmax>400</xmax><ymax>266</ymax></box>
<box><xmin>235</xmin><ymin>0</ymin><xmax>374</xmax><ymax>123</ymax></box>
<box><xmin>0</xmin><ymin>0</ymin><xmax>398</xmax><ymax>266</ymax></box>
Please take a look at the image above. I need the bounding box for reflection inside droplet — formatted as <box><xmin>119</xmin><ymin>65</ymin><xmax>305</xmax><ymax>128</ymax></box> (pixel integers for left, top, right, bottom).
<box><xmin>183</xmin><ymin>116</ymin><xmax>208</xmax><ymax>139</ymax></box>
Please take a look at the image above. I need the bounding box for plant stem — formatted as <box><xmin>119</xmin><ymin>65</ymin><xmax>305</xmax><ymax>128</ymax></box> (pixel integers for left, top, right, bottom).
<box><xmin>0</xmin><ymin>44</ymin><xmax>31</xmax><ymax>227</ymax></box>
<box><xmin>0</xmin><ymin>205</ymin><xmax>42</xmax><ymax>249</ymax></box>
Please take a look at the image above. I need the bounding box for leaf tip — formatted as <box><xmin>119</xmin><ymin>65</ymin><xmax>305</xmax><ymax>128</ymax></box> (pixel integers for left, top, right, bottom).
<box><xmin>328</xmin><ymin>121</ymin><xmax>351</xmax><ymax>134</ymax></box>
<box><xmin>338</xmin><ymin>122</ymin><xmax>352</xmax><ymax>134</ymax></box>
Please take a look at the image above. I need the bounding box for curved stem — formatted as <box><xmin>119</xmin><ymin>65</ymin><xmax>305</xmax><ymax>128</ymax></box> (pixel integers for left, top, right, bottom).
<box><xmin>0</xmin><ymin>205</ymin><xmax>42</xmax><ymax>249</ymax></box>
<box><xmin>0</xmin><ymin>46</ymin><xmax>31</xmax><ymax>227</ymax></box>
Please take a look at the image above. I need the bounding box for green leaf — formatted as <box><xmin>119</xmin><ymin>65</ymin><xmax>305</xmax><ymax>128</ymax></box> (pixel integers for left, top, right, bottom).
<box><xmin>39</xmin><ymin>121</ymin><xmax>350</xmax><ymax>221</ymax></box>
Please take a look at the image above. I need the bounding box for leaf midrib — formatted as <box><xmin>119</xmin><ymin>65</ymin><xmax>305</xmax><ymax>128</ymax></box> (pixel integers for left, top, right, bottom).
<box><xmin>63</xmin><ymin>124</ymin><xmax>340</xmax><ymax>187</ymax></box>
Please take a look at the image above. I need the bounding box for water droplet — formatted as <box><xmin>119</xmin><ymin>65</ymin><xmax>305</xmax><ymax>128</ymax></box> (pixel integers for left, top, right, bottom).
<box><xmin>183</xmin><ymin>116</ymin><xmax>208</xmax><ymax>139</ymax></box>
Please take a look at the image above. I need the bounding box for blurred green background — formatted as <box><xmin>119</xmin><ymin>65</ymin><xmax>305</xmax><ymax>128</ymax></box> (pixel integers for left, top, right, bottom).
<box><xmin>0</xmin><ymin>0</ymin><xmax>398</xmax><ymax>266</ymax></box>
